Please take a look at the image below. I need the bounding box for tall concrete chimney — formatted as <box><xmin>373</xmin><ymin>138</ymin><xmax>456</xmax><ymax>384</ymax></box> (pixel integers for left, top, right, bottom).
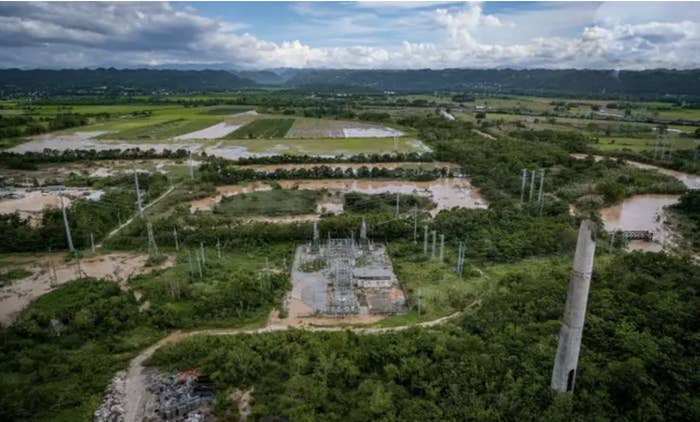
<box><xmin>551</xmin><ymin>219</ymin><xmax>596</xmax><ymax>393</ymax></box>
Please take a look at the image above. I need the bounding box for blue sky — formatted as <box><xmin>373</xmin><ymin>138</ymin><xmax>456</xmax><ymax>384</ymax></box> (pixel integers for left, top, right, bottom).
<box><xmin>0</xmin><ymin>1</ymin><xmax>699</xmax><ymax>69</ymax></box>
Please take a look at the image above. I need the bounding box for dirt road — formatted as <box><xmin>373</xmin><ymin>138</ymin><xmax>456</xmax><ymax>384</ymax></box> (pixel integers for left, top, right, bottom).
<box><xmin>120</xmin><ymin>311</ymin><xmax>463</xmax><ymax>422</ymax></box>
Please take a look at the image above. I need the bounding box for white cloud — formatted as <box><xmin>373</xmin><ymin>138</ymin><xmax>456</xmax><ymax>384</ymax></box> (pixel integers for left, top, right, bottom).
<box><xmin>0</xmin><ymin>1</ymin><xmax>698</xmax><ymax>69</ymax></box>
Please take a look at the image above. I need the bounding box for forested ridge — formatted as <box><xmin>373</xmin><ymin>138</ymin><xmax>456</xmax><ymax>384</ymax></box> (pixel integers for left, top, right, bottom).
<box><xmin>3</xmin><ymin>68</ymin><xmax>700</xmax><ymax>98</ymax></box>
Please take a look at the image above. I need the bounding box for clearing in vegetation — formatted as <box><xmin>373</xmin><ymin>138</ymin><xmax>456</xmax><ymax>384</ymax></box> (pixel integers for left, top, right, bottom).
<box><xmin>214</xmin><ymin>189</ymin><xmax>320</xmax><ymax>216</ymax></box>
<box><xmin>228</xmin><ymin>118</ymin><xmax>295</xmax><ymax>139</ymax></box>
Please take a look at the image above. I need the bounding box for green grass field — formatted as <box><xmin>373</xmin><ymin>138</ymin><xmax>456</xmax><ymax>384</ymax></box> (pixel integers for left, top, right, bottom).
<box><xmin>228</xmin><ymin>118</ymin><xmax>295</xmax><ymax>139</ymax></box>
<box><xmin>214</xmin><ymin>189</ymin><xmax>320</xmax><ymax>216</ymax></box>
<box><xmin>95</xmin><ymin>117</ymin><xmax>222</xmax><ymax>140</ymax></box>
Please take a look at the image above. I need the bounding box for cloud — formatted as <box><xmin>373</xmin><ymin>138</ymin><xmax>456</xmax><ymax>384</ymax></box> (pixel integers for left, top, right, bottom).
<box><xmin>0</xmin><ymin>1</ymin><xmax>698</xmax><ymax>69</ymax></box>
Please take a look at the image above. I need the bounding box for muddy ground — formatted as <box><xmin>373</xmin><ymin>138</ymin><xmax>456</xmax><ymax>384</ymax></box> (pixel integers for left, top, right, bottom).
<box><xmin>0</xmin><ymin>252</ymin><xmax>174</xmax><ymax>325</ymax></box>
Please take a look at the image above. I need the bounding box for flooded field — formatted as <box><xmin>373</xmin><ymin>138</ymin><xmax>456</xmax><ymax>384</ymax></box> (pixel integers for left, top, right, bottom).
<box><xmin>190</xmin><ymin>178</ymin><xmax>487</xmax><ymax>216</ymax></box>
<box><xmin>571</xmin><ymin>153</ymin><xmax>700</xmax><ymax>190</ymax></box>
<box><xmin>1</xmin><ymin>159</ymin><xmax>187</xmax><ymax>185</ymax></box>
<box><xmin>601</xmin><ymin>194</ymin><xmax>680</xmax><ymax>252</ymax></box>
<box><xmin>0</xmin><ymin>187</ymin><xmax>102</xmax><ymax>223</ymax></box>
<box><xmin>285</xmin><ymin>118</ymin><xmax>405</xmax><ymax>139</ymax></box>
<box><xmin>9</xmin><ymin>132</ymin><xmax>201</xmax><ymax>154</ymax></box>
<box><xmin>342</xmin><ymin>127</ymin><xmax>404</xmax><ymax>138</ymax></box>
<box><xmin>0</xmin><ymin>252</ymin><xmax>174</xmax><ymax>325</ymax></box>
<box><xmin>9</xmin><ymin>131</ymin><xmax>429</xmax><ymax>161</ymax></box>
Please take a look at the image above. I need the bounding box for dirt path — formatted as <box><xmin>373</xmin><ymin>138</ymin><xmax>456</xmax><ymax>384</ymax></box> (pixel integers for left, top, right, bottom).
<box><xmin>473</xmin><ymin>129</ymin><xmax>496</xmax><ymax>140</ymax></box>
<box><xmin>121</xmin><ymin>311</ymin><xmax>463</xmax><ymax>422</ymax></box>
<box><xmin>100</xmin><ymin>185</ymin><xmax>176</xmax><ymax>245</ymax></box>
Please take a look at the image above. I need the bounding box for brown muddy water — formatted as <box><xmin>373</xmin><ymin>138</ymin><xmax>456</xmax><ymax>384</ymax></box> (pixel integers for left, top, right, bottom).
<box><xmin>0</xmin><ymin>188</ymin><xmax>103</xmax><ymax>224</ymax></box>
<box><xmin>600</xmin><ymin>194</ymin><xmax>680</xmax><ymax>252</ymax></box>
<box><xmin>189</xmin><ymin>178</ymin><xmax>487</xmax><ymax>217</ymax></box>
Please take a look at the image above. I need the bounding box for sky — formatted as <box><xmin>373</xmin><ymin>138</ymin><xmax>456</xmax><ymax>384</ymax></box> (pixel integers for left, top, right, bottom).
<box><xmin>0</xmin><ymin>1</ymin><xmax>699</xmax><ymax>70</ymax></box>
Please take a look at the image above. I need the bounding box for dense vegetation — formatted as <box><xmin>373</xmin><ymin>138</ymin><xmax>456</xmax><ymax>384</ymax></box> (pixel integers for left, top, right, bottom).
<box><xmin>344</xmin><ymin>192</ymin><xmax>434</xmax><ymax>214</ymax></box>
<box><xmin>0</xmin><ymin>280</ymin><xmax>161</xmax><ymax>421</ymax></box>
<box><xmin>148</xmin><ymin>252</ymin><xmax>699</xmax><ymax>421</ymax></box>
<box><xmin>199</xmin><ymin>161</ymin><xmax>447</xmax><ymax>184</ymax></box>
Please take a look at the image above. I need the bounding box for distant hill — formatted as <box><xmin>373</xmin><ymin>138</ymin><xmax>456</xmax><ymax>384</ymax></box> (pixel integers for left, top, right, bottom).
<box><xmin>0</xmin><ymin>68</ymin><xmax>257</xmax><ymax>96</ymax></box>
<box><xmin>234</xmin><ymin>70</ymin><xmax>285</xmax><ymax>85</ymax></box>
<box><xmin>285</xmin><ymin>68</ymin><xmax>700</xmax><ymax>97</ymax></box>
<box><xmin>2</xmin><ymin>67</ymin><xmax>700</xmax><ymax>98</ymax></box>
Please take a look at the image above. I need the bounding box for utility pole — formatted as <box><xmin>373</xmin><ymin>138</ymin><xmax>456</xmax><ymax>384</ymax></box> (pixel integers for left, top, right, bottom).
<box><xmin>146</xmin><ymin>223</ymin><xmax>158</xmax><ymax>257</ymax></box>
<box><xmin>431</xmin><ymin>230</ymin><xmax>437</xmax><ymax>260</ymax></box>
<box><xmin>173</xmin><ymin>228</ymin><xmax>179</xmax><ymax>251</ymax></box>
<box><xmin>417</xmin><ymin>288</ymin><xmax>422</xmax><ymax>318</ymax></box>
<box><xmin>538</xmin><ymin>169</ymin><xmax>546</xmax><ymax>216</ymax></box>
<box><xmin>551</xmin><ymin>220</ymin><xmax>597</xmax><ymax>393</ymax></box>
<box><xmin>520</xmin><ymin>169</ymin><xmax>528</xmax><ymax>203</ymax></box>
<box><xmin>217</xmin><ymin>238</ymin><xmax>221</xmax><ymax>259</ymax></box>
<box><xmin>423</xmin><ymin>225</ymin><xmax>428</xmax><ymax>256</ymax></box>
<box><xmin>189</xmin><ymin>150</ymin><xmax>194</xmax><ymax>179</ymax></box>
<box><xmin>439</xmin><ymin>234</ymin><xmax>445</xmax><ymax>263</ymax></box>
<box><xmin>413</xmin><ymin>206</ymin><xmax>418</xmax><ymax>243</ymax></box>
<box><xmin>196</xmin><ymin>254</ymin><xmax>203</xmax><ymax>278</ymax></box>
<box><xmin>90</xmin><ymin>232</ymin><xmax>95</xmax><ymax>254</ymax></box>
<box><xmin>187</xmin><ymin>249</ymin><xmax>193</xmax><ymax>277</ymax></box>
<box><xmin>59</xmin><ymin>195</ymin><xmax>75</xmax><ymax>254</ymax></box>
<box><xmin>529</xmin><ymin>169</ymin><xmax>536</xmax><ymax>202</ymax></box>
<box><xmin>200</xmin><ymin>241</ymin><xmax>206</xmax><ymax>266</ymax></box>
<box><xmin>456</xmin><ymin>242</ymin><xmax>465</xmax><ymax>275</ymax></box>
<box><xmin>395</xmin><ymin>193</ymin><xmax>400</xmax><ymax>217</ymax></box>
<box><xmin>608</xmin><ymin>231</ymin><xmax>616</xmax><ymax>254</ymax></box>
<box><xmin>134</xmin><ymin>169</ymin><xmax>143</xmax><ymax>218</ymax></box>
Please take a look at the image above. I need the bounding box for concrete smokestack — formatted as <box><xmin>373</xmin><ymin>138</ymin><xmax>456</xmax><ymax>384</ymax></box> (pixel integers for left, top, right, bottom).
<box><xmin>551</xmin><ymin>219</ymin><xmax>596</xmax><ymax>393</ymax></box>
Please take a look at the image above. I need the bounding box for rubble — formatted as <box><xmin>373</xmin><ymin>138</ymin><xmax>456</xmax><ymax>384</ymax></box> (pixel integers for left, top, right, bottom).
<box><xmin>94</xmin><ymin>370</ymin><xmax>127</xmax><ymax>422</ymax></box>
<box><xmin>145</xmin><ymin>370</ymin><xmax>214</xmax><ymax>421</ymax></box>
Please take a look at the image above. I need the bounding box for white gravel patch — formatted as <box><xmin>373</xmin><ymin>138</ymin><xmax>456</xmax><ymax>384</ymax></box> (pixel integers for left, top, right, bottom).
<box><xmin>342</xmin><ymin>127</ymin><xmax>404</xmax><ymax>138</ymax></box>
<box><xmin>174</xmin><ymin>122</ymin><xmax>242</xmax><ymax>140</ymax></box>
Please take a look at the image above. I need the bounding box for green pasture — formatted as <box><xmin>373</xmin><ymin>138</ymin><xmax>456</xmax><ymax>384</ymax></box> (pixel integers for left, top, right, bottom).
<box><xmin>227</xmin><ymin>118</ymin><xmax>295</xmax><ymax>139</ymax></box>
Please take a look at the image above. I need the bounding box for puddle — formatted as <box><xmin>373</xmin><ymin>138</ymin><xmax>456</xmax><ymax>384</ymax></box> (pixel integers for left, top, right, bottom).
<box><xmin>0</xmin><ymin>253</ymin><xmax>174</xmax><ymax>326</ymax></box>
<box><xmin>190</xmin><ymin>178</ymin><xmax>487</xmax><ymax>216</ymax></box>
<box><xmin>174</xmin><ymin>122</ymin><xmax>242</xmax><ymax>140</ymax></box>
<box><xmin>600</xmin><ymin>194</ymin><xmax>680</xmax><ymax>252</ymax></box>
<box><xmin>571</xmin><ymin>153</ymin><xmax>700</xmax><ymax>190</ymax></box>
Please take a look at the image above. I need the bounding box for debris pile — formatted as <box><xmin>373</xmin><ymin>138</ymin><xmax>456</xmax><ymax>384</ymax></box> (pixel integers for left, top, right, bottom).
<box><xmin>94</xmin><ymin>370</ymin><xmax>127</xmax><ymax>422</ymax></box>
<box><xmin>147</xmin><ymin>369</ymin><xmax>214</xmax><ymax>421</ymax></box>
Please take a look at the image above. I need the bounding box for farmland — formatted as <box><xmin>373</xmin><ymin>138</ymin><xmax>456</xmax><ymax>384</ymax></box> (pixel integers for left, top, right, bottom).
<box><xmin>227</xmin><ymin>118</ymin><xmax>295</xmax><ymax>138</ymax></box>
<box><xmin>0</xmin><ymin>88</ymin><xmax>699</xmax><ymax>422</ymax></box>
